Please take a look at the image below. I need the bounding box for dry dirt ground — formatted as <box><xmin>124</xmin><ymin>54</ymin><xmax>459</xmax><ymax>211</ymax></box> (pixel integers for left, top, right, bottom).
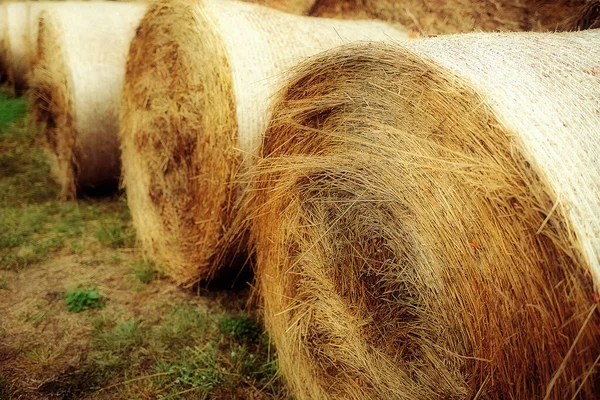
<box><xmin>0</xmin><ymin>91</ymin><xmax>287</xmax><ymax>399</ymax></box>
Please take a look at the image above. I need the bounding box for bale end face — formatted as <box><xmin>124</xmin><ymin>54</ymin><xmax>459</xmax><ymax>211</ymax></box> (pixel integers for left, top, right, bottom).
<box><xmin>120</xmin><ymin>0</ymin><xmax>238</xmax><ymax>285</ymax></box>
<box><xmin>252</xmin><ymin>42</ymin><xmax>600</xmax><ymax>399</ymax></box>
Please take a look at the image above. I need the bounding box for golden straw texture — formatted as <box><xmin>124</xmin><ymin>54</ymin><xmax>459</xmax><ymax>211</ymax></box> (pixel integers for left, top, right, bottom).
<box><xmin>251</xmin><ymin>31</ymin><xmax>600</xmax><ymax>399</ymax></box>
<box><xmin>29</xmin><ymin>1</ymin><xmax>147</xmax><ymax>199</ymax></box>
<box><xmin>560</xmin><ymin>0</ymin><xmax>600</xmax><ymax>31</ymax></box>
<box><xmin>310</xmin><ymin>0</ymin><xmax>590</xmax><ymax>34</ymax></box>
<box><xmin>120</xmin><ymin>0</ymin><xmax>408</xmax><ymax>286</ymax></box>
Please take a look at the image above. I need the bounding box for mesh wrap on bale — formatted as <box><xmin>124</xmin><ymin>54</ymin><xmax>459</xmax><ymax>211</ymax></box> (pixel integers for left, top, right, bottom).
<box><xmin>250</xmin><ymin>31</ymin><xmax>600</xmax><ymax>399</ymax></box>
<box><xmin>120</xmin><ymin>0</ymin><xmax>408</xmax><ymax>286</ymax></box>
<box><xmin>29</xmin><ymin>1</ymin><xmax>147</xmax><ymax>199</ymax></box>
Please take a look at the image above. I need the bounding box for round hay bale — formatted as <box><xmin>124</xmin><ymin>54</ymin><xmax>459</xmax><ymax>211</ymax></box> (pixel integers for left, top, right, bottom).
<box><xmin>309</xmin><ymin>0</ymin><xmax>590</xmax><ymax>35</ymax></box>
<box><xmin>560</xmin><ymin>0</ymin><xmax>600</xmax><ymax>31</ymax></box>
<box><xmin>29</xmin><ymin>1</ymin><xmax>147</xmax><ymax>199</ymax></box>
<box><xmin>251</xmin><ymin>0</ymin><xmax>316</xmax><ymax>15</ymax></box>
<box><xmin>120</xmin><ymin>0</ymin><xmax>408</xmax><ymax>286</ymax></box>
<box><xmin>1</xmin><ymin>1</ymin><xmax>57</xmax><ymax>93</ymax></box>
<box><xmin>0</xmin><ymin>3</ymin><xmax>8</xmax><ymax>84</ymax></box>
<box><xmin>3</xmin><ymin>1</ymin><xmax>30</xmax><ymax>93</ymax></box>
<box><xmin>251</xmin><ymin>31</ymin><xmax>600</xmax><ymax>399</ymax></box>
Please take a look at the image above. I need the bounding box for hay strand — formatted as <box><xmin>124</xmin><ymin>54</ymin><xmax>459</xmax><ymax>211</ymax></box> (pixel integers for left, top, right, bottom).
<box><xmin>251</xmin><ymin>31</ymin><xmax>600</xmax><ymax>399</ymax></box>
<box><xmin>29</xmin><ymin>1</ymin><xmax>147</xmax><ymax>199</ymax></box>
<box><xmin>120</xmin><ymin>0</ymin><xmax>408</xmax><ymax>286</ymax></box>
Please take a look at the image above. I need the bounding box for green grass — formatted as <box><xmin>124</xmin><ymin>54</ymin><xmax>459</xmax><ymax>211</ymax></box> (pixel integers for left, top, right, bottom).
<box><xmin>66</xmin><ymin>308</ymin><xmax>285</xmax><ymax>398</ymax></box>
<box><xmin>0</xmin><ymin>90</ymin><xmax>26</xmax><ymax>127</ymax></box>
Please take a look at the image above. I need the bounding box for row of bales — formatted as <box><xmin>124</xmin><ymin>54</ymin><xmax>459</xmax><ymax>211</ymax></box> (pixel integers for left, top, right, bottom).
<box><xmin>1</xmin><ymin>0</ymin><xmax>600</xmax><ymax>398</ymax></box>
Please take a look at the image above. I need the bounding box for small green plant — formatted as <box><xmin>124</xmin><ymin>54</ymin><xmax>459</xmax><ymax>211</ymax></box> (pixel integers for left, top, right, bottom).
<box><xmin>219</xmin><ymin>315</ymin><xmax>262</xmax><ymax>343</ymax></box>
<box><xmin>65</xmin><ymin>288</ymin><xmax>105</xmax><ymax>313</ymax></box>
<box><xmin>161</xmin><ymin>343</ymin><xmax>223</xmax><ymax>395</ymax></box>
<box><xmin>132</xmin><ymin>260</ymin><xmax>155</xmax><ymax>284</ymax></box>
<box><xmin>0</xmin><ymin>375</ymin><xmax>12</xmax><ymax>399</ymax></box>
<box><xmin>96</xmin><ymin>223</ymin><xmax>124</xmax><ymax>248</ymax></box>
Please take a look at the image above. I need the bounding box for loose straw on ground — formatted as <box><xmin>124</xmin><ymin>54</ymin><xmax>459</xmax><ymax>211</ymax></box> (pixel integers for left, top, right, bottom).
<box><xmin>120</xmin><ymin>0</ymin><xmax>408</xmax><ymax>286</ymax></box>
<box><xmin>29</xmin><ymin>1</ymin><xmax>147</xmax><ymax>199</ymax></box>
<box><xmin>250</xmin><ymin>31</ymin><xmax>600</xmax><ymax>399</ymax></box>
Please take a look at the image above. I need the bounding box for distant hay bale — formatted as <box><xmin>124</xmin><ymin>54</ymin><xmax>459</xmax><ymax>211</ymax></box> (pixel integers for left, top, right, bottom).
<box><xmin>250</xmin><ymin>0</ymin><xmax>316</xmax><ymax>14</ymax></box>
<box><xmin>0</xmin><ymin>3</ymin><xmax>7</xmax><ymax>84</ymax></box>
<box><xmin>3</xmin><ymin>1</ymin><xmax>29</xmax><ymax>93</ymax></box>
<box><xmin>310</xmin><ymin>0</ymin><xmax>590</xmax><ymax>34</ymax></box>
<box><xmin>251</xmin><ymin>31</ymin><xmax>600</xmax><ymax>399</ymax></box>
<box><xmin>120</xmin><ymin>0</ymin><xmax>408</xmax><ymax>286</ymax></box>
<box><xmin>1</xmin><ymin>1</ymin><xmax>58</xmax><ymax>94</ymax></box>
<box><xmin>29</xmin><ymin>1</ymin><xmax>147</xmax><ymax>199</ymax></box>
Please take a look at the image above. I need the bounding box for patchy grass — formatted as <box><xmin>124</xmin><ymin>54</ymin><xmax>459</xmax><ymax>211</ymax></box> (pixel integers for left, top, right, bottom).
<box><xmin>75</xmin><ymin>308</ymin><xmax>285</xmax><ymax>399</ymax></box>
<box><xmin>0</xmin><ymin>91</ymin><xmax>286</xmax><ymax>399</ymax></box>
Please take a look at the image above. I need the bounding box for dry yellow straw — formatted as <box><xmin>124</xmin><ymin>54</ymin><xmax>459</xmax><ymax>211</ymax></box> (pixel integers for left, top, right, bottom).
<box><xmin>120</xmin><ymin>0</ymin><xmax>408</xmax><ymax>286</ymax></box>
<box><xmin>250</xmin><ymin>30</ymin><xmax>600</xmax><ymax>399</ymax></box>
<box><xmin>310</xmin><ymin>0</ymin><xmax>591</xmax><ymax>34</ymax></box>
<box><xmin>29</xmin><ymin>1</ymin><xmax>147</xmax><ymax>199</ymax></box>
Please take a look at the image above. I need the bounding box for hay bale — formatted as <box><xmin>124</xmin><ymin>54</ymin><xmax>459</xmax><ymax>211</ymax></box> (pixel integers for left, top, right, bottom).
<box><xmin>3</xmin><ymin>1</ymin><xmax>30</xmax><ymax>93</ymax></box>
<box><xmin>560</xmin><ymin>0</ymin><xmax>600</xmax><ymax>30</ymax></box>
<box><xmin>0</xmin><ymin>3</ymin><xmax>7</xmax><ymax>84</ymax></box>
<box><xmin>120</xmin><ymin>0</ymin><xmax>408</xmax><ymax>286</ymax></box>
<box><xmin>251</xmin><ymin>31</ymin><xmax>600</xmax><ymax>399</ymax></box>
<box><xmin>310</xmin><ymin>0</ymin><xmax>590</xmax><ymax>34</ymax></box>
<box><xmin>1</xmin><ymin>1</ymin><xmax>58</xmax><ymax>93</ymax></box>
<box><xmin>251</xmin><ymin>0</ymin><xmax>316</xmax><ymax>15</ymax></box>
<box><xmin>29</xmin><ymin>1</ymin><xmax>147</xmax><ymax>199</ymax></box>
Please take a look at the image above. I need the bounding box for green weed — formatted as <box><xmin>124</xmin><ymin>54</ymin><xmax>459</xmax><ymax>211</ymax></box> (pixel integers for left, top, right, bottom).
<box><xmin>65</xmin><ymin>288</ymin><xmax>105</xmax><ymax>312</ymax></box>
<box><xmin>132</xmin><ymin>260</ymin><xmax>155</xmax><ymax>284</ymax></box>
<box><xmin>220</xmin><ymin>315</ymin><xmax>262</xmax><ymax>343</ymax></box>
<box><xmin>0</xmin><ymin>375</ymin><xmax>13</xmax><ymax>400</ymax></box>
<box><xmin>160</xmin><ymin>343</ymin><xmax>223</xmax><ymax>396</ymax></box>
<box><xmin>96</xmin><ymin>221</ymin><xmax>133</xmax><ymax>249</ymax></box>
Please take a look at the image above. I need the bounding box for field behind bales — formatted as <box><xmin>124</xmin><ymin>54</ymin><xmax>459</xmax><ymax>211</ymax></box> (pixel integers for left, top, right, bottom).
<box><xmin>0</xmin><ymin>90</ymin><xmax>286</xmax><ymax>400</ymax></box>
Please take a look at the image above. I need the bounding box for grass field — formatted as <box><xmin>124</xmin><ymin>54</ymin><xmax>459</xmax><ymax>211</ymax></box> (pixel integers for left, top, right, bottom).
<box><xmin>0</xmin><ymin>90</ymin><xmax>287</xmax><ymax>400</ymax></box>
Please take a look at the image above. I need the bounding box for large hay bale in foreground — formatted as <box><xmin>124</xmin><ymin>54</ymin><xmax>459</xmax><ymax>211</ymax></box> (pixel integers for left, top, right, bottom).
<box><xmin>120</xmin><ymin>0</ymin><xmax>408</xmax><ymax>286</ymax></box>
<box><xmin>251</xmin><ymin>31</ymin><xmax>600</xmax><ymax>399</ymax></box>
<box><xmin>29</xmin><ymin>1</ymin><xmax>147</xmax><ymax>199</ymax></box>
<box><xmin>310</xmin><ymin>0</ymin><xmax>590</xmax><ymax>34</ymax></box>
